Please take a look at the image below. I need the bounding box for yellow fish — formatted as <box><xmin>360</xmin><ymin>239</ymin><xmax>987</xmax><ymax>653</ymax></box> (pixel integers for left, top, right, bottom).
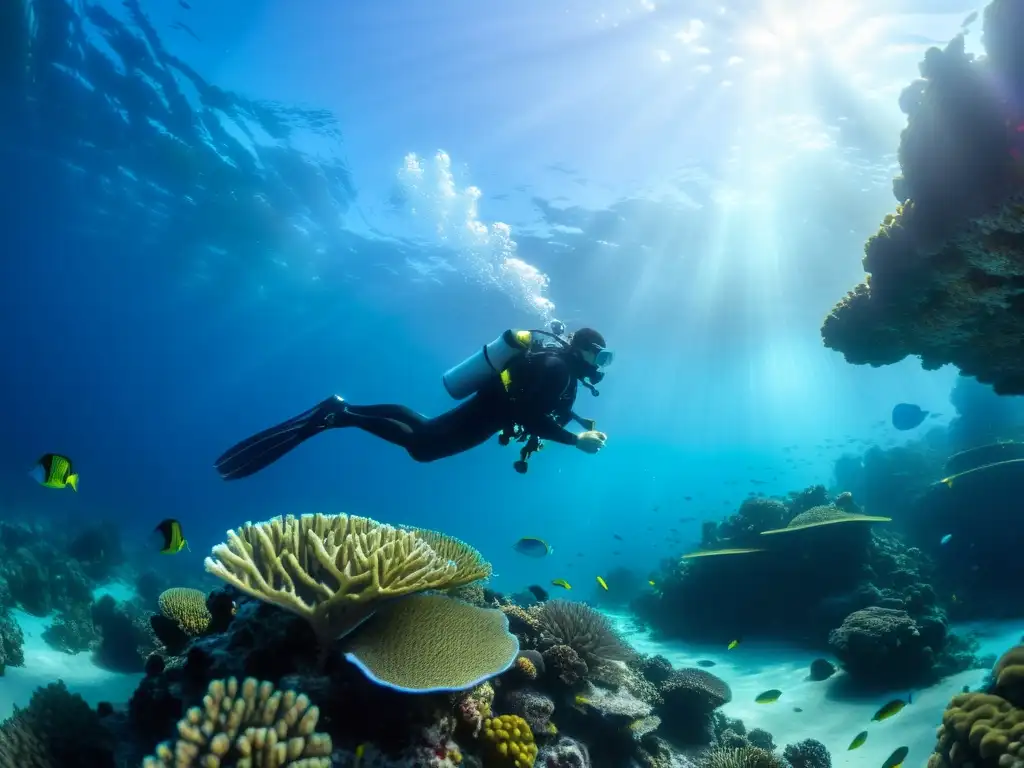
<box><xmin>648</xmin><ymin>580</ymin><xmax>656</xmax><ymax>586</ymax></box>
<box><xmin>872</xmin><ymin>699</ymin><xmax>907</xmax><ymax>722</ymax></box>
<box><xmin>848</xmin><ymin>731</ymin><xmax>868</xmax><ymax>751</ymax></box>
<box><xmin>596</xmin><ymin>576</ymin><xmax>608</xmax><ymax>590</ymax></box>
<box><xmin>551</xmin><ymin>579</ymin><xmax>572</xmax><ymax>590</ymax></box>
<box><xmin>754</xmin><ymin>689</ymin><xmax>782</xmax><ymax>704</ymax></box>
<box><xmin>152</xmin><ymin>518</ymin><xmax>189</xmax><ymax>554</ymax></box>
<box><xmin>941</xmin><ymin>476</ymin><xmax>954</xmax><ymax>488</ymax></box>
<box><xmin>951</xmin><ymin>593</ymin><xmax>958</xmax><ymax>603</ymax></box>
<box><xmin>881</xmin><ymin>746</ymin><xmax>909</xmax><ymax>768</ymax></box>
<box><xmin>354</xmin><ymin>742</ymin><xmax>366</xmax><ymax>768</ymax></box>
<box><xmin>574</xmin><ymin>695</ymin><xmax>590</xmax><ymax>706</ymax></box>
<box><xmin>31</xmin><ymin>453</ymin><xmax>78</xmax><ymax>491</ymax></box>
<box><xmin>727</xmin><ymin>639</ymin><xmax>740</xmax><ymax>650</ymax></box>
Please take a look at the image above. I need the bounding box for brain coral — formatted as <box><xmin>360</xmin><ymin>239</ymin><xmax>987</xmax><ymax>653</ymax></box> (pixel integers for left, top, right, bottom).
<box><xmin>158</xmin><ymin>587</ymin><xmax>211</xmax><ymax>636</ymax></box>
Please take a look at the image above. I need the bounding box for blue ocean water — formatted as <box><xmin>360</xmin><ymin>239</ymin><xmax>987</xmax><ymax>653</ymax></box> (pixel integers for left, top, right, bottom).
<box><xmin>0</xmin><ymin>0</ymin><xmax>990</xmax><ymax>597</ymax></box>
<box><xmin>8</xmin><ymin>4</ymin><xmax>1024</xmax><ymax>768</ymax></box>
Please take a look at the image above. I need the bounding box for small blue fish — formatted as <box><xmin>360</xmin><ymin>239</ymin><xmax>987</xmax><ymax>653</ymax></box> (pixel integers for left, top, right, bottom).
<box><xmin>940</xmin><ymin>534</ymin><xmax>952</xmax><ymax>545</ymax></box>
<box><xmin>512</xmin><ymin>537</ymin><xmax>552</xmax><ymax>558</ymax></box>
<box><xmin>892</xmin><ymin>403</ymin><xmax>928</xmax><ymax>430</ymax></box>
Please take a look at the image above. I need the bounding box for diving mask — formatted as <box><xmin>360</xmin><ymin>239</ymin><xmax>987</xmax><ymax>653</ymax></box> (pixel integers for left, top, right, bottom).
<box><xmin>593</xmin><ymin>347</ymin><xmax>615</xmax><ymax>369</ymax></box>
<box><xmin>580</xmin><ymin>342</ymin><xmax>614</xmax><ymax>369</ymax></box>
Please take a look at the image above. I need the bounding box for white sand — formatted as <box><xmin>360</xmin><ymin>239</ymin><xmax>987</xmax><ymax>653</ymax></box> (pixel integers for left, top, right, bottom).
<box><xmin>610</xmin><ymin>612</ymin><xmax>1024</xmax><ymax>768</ymax></box>
<box><xmin>1</xmin><ymin>582</ymin><xmax>144</xmax><ymax>721</ymax></box>
<box><xmin>92</xmin><ymin>581</ymin><xmax>137</xmax><ymax>604</ymax></box>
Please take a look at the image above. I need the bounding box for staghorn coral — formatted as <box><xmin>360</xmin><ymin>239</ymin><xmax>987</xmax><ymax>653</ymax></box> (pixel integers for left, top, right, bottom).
<box><xmin>535</xmin><ymin>600</ymin><xmax>633</xmax><ymax>667</ymax></box>
<box><xmin>481</xmin><ymin>714</ymin><xmax>538</xmax><ymax>768</ymax></box>
<box><xmin>158</xmin><ymin>588</ymin><xmax>212</xmax><ymax>636</ymax></box>
<box><xmin>142</xmin><ymin>676</ymin><xmax>332</xmax><ymax>768</ymax></box>
<box><xmin>0</xmin><ymin>680</ymin><xmax>114</xmax><ymax>767</ymax></box>
<box><xmin>204</xmin><ymin>513</ymin><xmax>491</xmax><ymax>653</ymax></box>
<box><xmin>782</xmin><ymin>740</ymin><xmax>831</xmax><ymax>768</ymax></box>
<box><xmin>341</xmin><ymin>593</ymin><xmax>520</xmax><ymax>692</ymax></box>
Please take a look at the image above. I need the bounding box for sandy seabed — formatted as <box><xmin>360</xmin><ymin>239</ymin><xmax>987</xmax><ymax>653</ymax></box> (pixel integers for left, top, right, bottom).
<box><xmin>610</xmin><ymin>612</ymin><xmax>1024</xmax><ymax>768</ymax></box>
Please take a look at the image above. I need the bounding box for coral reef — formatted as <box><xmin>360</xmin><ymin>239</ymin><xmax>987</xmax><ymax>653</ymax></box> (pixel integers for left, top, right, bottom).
<box><xmin>820</xmin><ymin>0</ymin><xmax>1024</xmax><ymax>394</ymax></box>
<box><xmin>204</xmin><ymin>513</ymin><xmax>492</xmax><ymax>658</ymax></box>
<box><xmin>342</xmin><ymin>593</ymin><xmax>520</xmax><ymax>692</ymax></box>
<box><xmin>828</xmin><ymin>606</ymin><xmax>938</xmax><ymax>687</ymax></box>
<box><xmin>535</xmin><ymin>600</ymin><xmax>633</xmax><ymax>668</ymax></box>
<box><xmin>0</xmin><ymin>680</ymin><xmax>115</xmax><ymax>767</ymax></box>
<box><xmin>92</xmin><ymin>595</ymin><xmax>160</xmax><ymax>673</ymax></box>
<box><xmin>142</xmin><ymin>676</ymin><xmax>332</xmax><ymax>767</ymax></box>
<box><xmin>480</xmin><ymin>714</ymin><xmax>537</xmax><ymax>768</ymax></box>
<box><xmin>699</xmin><ymin>747</ymin><xmax>786</xmax><ymax>768</ymax></box>
<box><xmin>658</xmin><ymin>668</ymin><xmax>732</xmax><ymax>746</ymax></box>
<box><xmin>782</xmin><ymin>740</ymin><xmax>832</xmax><ymax>768</ymax></box>
<box><xmin>927</xmin><ymin>645</ymin><xmax>1024</xmax><ymax>768</ymax></box>
<box><xmin>0</xmin><ymin>606</ymin><xmax>25</xmax><ymax>673</ymax></box>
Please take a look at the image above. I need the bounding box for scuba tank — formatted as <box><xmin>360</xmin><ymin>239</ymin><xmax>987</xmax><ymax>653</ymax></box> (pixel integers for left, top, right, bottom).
<box><xmin>442</xmin><ymin>329</ymin><xmax>533</xmax><ymax>400</ymax></box>
<box><xmin>442</xmin><ymin>321</ymin><xmax>572</xmax><ymax>400</ymax></box>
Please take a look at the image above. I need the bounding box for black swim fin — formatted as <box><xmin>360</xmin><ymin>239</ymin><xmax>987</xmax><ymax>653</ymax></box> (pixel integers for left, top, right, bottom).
<box><xmin>214</xmin><ymin>396</ymin><xmax>350</xmax><ymax>480</ymax></box>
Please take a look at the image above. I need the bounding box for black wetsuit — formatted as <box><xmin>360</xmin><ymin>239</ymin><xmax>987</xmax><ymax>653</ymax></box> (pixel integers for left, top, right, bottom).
<box><xmin>214</xmin><ymin>349</ymin><xmax>585</xmax><ymax>479</ymax></box>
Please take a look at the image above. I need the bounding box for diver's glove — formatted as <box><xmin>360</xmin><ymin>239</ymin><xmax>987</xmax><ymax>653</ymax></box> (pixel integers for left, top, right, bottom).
<box><xmin>575</xmin><ymin>430</ymin><xmax>607</xmax><ymax>454</ymax></box>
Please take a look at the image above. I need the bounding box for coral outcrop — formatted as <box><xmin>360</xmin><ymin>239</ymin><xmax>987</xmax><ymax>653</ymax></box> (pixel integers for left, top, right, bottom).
<box><xmin>820</xmin><ymin>0</ymin><xmax>1024</xmax><ymax>394</ymax></box>
<box><xmin>927</xmin><ymin>645</ymin><xmax>1024</xmax><ymax>768</ymax></box>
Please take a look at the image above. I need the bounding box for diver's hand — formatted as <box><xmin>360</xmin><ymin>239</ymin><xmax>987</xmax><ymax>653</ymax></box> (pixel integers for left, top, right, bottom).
<box><xmin>576</xmin><ymin>430</ymin><xmax>607</xmax><ymax>454</ymax></box>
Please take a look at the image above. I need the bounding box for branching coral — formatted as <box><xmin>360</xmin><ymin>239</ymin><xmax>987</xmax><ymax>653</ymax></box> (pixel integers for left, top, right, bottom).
<box><xmin>142</xmin><ymin>676</ymin><xmax>332</xmax><ymax>768</ymax></box>
<box><xmin>535</xmin><ymin>600</ymin><xmax>633</xmax><ymax>667</ymax></box>
<box><xmin>204</xmin><ymin>513</ymin><xmax>491</xmax><ymax>652</ymax></box>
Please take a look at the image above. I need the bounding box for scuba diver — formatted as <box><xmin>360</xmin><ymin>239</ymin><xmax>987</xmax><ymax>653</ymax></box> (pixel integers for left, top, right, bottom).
<box><xmin>214</xmin><ymin>323</ymin><xmax>613</xmax><ymax>479</ymax></box>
